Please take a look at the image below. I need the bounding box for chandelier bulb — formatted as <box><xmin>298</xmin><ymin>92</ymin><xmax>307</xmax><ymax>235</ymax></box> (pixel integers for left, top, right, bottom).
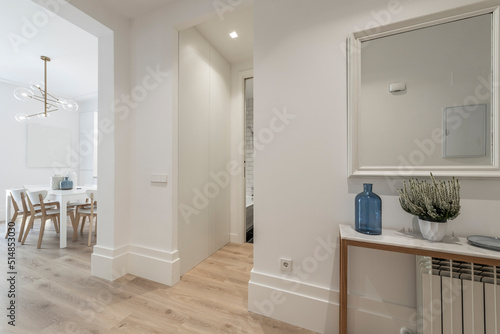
<box><xmin>14</xmin><ymin>87</ymin><xmax>34</xmax><ymax>101</ymax></box>
<box><xmin>62</xmin><ymin>99</ymin><xmax>79</xmax><ymax>112</ymax></box>
<box><xmin>15</xmin><ymin>113</ymin><xmax>30</xmax><ymax>123</ymax></box>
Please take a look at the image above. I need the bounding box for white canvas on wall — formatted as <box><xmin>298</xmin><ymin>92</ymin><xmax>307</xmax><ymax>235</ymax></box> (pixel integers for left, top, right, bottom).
<box><xmin>27</xmin><ymin>123</ymin><xmax>72</xmax><ymax>168</ymax></box>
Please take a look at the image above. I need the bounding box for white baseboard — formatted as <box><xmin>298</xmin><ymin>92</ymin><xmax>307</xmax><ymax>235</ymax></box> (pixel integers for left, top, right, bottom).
<box><xmin>91</xmin><ymin>245</ymin><xmax>129</xmax><ymax>281</ymax></box>
<box><xmin>91</xmin><ymin>244</ymin><xmax>180</xmax><ymax>286</ymax></box>
<box><xmin>248</xmin><ymin>270</ymin><xmax>416</xmax><ymax>334</ymax></box>
<box><xmin>128</xmin><ymin>244</ymin><xmax>180</xmax><ymax>286</ymax></box>
<box><xmin>230</xmin><ymin>232</ymin><xmax>244</xmax><ymax>244</ymax></box>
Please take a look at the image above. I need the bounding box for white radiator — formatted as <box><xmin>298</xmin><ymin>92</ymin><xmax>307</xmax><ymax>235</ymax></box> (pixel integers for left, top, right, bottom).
<box><xmin>417</xmin><ymin>256</ymin><xmax>500</xmax><ymax>334</ymax></box>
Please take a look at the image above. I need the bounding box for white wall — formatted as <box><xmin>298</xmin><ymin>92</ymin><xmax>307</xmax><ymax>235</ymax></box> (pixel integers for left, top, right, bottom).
<box><xmin>0</xmin><ymin>80</ymin><xmax>79</xmax><ymax>220</ymax></box>
<box><xmin>78</xmin><ymin>98</ymin><xmax>97</xmax><ymax>186</ymax></box>
<box><xmin>178</xmin><ymin>27</ymin><xmax>231</xmax><ymax>275</ymax></box>
<box><xmin>249</xmin><ymin>0</ymin><xmax>500</xmax><ymax>333</ymax></box>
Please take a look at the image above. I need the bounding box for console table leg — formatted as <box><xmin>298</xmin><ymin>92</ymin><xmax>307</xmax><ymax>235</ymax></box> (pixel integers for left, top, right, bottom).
<box><xmin>339</xmin><ymin>235</ymin><xmax>348</xmax><ymax>334</ymax></box>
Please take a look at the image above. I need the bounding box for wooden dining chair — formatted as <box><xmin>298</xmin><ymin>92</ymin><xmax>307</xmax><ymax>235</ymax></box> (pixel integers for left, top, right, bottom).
<box><xmin>74</xmin><ymin>190</ymin><xmax>97</xmax><ymax>247</ymax></box>
<box><xmin>22</xmin><ymin>190</ymin><xmax>76</xmax><ymax>249</ymax></box>
<box><xmin>5</xmin><ymin>189</ymin><xmax>59</xmax><ymax>242</ymax></box>
<box><xmin>73</xmin><ymin>185</ymin><xmax>97</xmax><ymax>231</ymax></box>
<box><xmin>4</xmin><ymin>189</ymin><xmax>27</xmax><ymax>240</ymax></box>
<box><xmin>67</xmin><ymin>185</ymin><xmax>95</xmax><ymax>213</ymax></box>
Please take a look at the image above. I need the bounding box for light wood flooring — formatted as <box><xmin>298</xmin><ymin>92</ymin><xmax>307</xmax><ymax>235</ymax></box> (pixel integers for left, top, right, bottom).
<box><xmin>0</xmin><ymin>220</ymin><xmax>316</xmax><ymax>334</ymax></box>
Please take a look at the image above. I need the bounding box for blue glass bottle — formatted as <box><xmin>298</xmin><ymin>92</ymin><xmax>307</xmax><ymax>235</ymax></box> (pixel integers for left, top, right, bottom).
<box><xmin>355</xmin><ymin>183</ymin><xmax>382</xmax><ymax>235</ymax></box>
<box><xmin>60</xmin><ymin>177</ymin><xmax>73</xmax><ymax>190</ymax></box>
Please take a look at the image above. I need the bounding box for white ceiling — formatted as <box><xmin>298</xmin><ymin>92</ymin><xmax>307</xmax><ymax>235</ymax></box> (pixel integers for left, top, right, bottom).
<box><xmin>195</xmin><ymin>6</ymin><xmax>254</xmax><ymax>64</ymax></box>
<box><xmin>101</xmin><ymin>0</ymin><xmax>175</xmax><ymax>20</ymax></box>
<box><xmin>0</xmin><ymin>0</ymin><xmax>98</xmax><ymax>100</ymax></box>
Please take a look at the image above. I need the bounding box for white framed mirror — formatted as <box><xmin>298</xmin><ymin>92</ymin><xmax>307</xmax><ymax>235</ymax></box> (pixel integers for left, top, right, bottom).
<box><xmin>347</xmin><ymin>1</ymin><xmax>500</xmax><ymax>177</ymax></box>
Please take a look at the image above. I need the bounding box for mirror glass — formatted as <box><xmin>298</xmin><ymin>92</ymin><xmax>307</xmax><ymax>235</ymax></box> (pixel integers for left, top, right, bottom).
<box><xmin>348</xmin><ymin>5</ymin><xmax>499</xmax><ymax>177</ymax></box>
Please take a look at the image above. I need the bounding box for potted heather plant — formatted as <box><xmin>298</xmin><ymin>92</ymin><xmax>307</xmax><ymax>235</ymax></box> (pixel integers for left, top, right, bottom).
<box><xmin>398</xmin><ymin>173</ymin><xmax>460</xmax><ymax>241</ymax></box>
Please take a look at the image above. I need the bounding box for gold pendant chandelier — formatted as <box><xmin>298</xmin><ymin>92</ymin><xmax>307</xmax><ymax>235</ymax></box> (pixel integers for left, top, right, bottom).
<box><xmin>14</xmin><ymin>56</ymin><xmax>78</xmax><ymax>122</ymax></box>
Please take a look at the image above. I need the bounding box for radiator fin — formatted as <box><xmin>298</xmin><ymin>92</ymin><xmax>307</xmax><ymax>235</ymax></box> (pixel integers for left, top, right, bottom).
<box><xmin>462</xmin><ymin>279</ymin><xmax>484</xmax><ymax>334</ymax></box>
<box><xmin>441</xmin><ymin>276</ymin><xmax>462</xmax><ymax>334</ymax></box>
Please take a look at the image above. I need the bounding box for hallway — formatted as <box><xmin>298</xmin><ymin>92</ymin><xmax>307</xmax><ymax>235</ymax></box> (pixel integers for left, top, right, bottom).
<box><xmin>0</xmin><ymin>228</ymin><xmax>315</xmax><ymax>333</ymax></box>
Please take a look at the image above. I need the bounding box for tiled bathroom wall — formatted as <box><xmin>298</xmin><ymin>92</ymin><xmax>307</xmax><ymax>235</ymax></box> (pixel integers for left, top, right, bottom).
<box><xmin>245</xmin><ymin>97</ymin><xmax>254</xmax><ymax>202</ymax></box>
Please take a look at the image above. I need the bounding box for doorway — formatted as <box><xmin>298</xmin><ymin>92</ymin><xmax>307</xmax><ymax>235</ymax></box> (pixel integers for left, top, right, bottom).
<box><xmin>244</xmin><ymin>77</ymin><xmax>254</xmax><ymax>243</ymax></box>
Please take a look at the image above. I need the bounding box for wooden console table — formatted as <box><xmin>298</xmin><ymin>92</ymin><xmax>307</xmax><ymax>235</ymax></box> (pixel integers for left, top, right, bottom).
<box><xmin>339</xmin><ymin>224</ymin><xmax>500</xmax><ymax>334</ymax></box>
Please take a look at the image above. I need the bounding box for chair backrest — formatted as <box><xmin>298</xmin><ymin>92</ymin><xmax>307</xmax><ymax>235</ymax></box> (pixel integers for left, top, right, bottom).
<box><xmin>10</xmin><ymin>189</ymin><xmax>25</xmax><ymax>203</ymax></box>
<box><xmin>27</xmin><ymin>190</ymin><xmax>49</xmax><ymax>215</ymax></box>
<box><xmin>10</xmin><ymin>189</ymin><xmax>27</xmax><ymax>213</ymax></box>
<box><xmin>27</xmin><ymin>190</ymin><xmax>48</xmax><ymax>206</ymax></box>
<box><xmin>86</xmin><ymin>190</ymin><xmax>97</xmax><ymax>203</ymax></box>
<box><xmin>86</xmin><ymin>190</ymin><xmax>97</xmax><ymax>216</ymax></box>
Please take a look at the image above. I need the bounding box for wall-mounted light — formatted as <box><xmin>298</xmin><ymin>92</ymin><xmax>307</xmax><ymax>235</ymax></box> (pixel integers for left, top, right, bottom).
<box><xmin>14</xmin><ymin>56</ymin><xmax>78</xmax><ymax>122</ymax></box>
<box><xmin>229</xmin><ymin>31</ymin><xmax>238</xmax><ymax>39</ymax></box>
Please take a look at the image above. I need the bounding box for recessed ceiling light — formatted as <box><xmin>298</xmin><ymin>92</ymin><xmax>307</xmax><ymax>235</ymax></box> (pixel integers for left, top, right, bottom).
<box><xmin>229</xmin><ymin>31</ymin><xmax>238</xmax><ymax>39</ymax></box>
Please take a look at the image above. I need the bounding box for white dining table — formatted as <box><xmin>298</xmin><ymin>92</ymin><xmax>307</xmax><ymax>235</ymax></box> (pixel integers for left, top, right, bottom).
<box><xmin>5</xmin><ymin>186</ymin><xmax>96</xmax><ymax>248</ymax></box>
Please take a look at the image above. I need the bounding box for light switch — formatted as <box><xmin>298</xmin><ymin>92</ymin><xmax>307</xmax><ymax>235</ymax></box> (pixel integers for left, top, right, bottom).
<box><xmin>151</xmin><ymin>174</ymin><xmax>168</xmax><ymax>183</ymax></box>
<box><xmin>389</xmin><ymin>82</ymin><xmax>406</xmax><ymax>93</ymax></box>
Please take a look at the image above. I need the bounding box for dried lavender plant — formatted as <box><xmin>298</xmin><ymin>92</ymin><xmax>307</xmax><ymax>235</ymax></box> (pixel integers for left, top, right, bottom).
<box><xmin>397</xmin><ymin>173</ymin><xmax>460</xmax><ymax>222</ymax></box>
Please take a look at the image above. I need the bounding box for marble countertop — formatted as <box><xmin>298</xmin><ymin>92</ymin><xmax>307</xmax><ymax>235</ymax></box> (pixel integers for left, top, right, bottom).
<box><xmin>339</xmin><ymin>224</ymin><xmax>500</xmax><ymax>262</ymax></box>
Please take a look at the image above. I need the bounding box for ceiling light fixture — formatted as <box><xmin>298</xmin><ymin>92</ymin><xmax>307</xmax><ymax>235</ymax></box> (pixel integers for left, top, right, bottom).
<box><xmin>229</xmin><ymin>31</ymin><xmax>238</xmax><ymax>39</ymax></box>
<box><xmin>14</xmin><ymin>56</ymin><xmax>78</xmax><ymax>123</ymax></box>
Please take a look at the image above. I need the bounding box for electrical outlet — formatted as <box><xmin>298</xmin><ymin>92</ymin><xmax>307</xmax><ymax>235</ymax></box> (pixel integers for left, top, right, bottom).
<box><xmin>281</xmin><ymin>258</ymin><xmax>292</xmax><ymax>272</ymax></box>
